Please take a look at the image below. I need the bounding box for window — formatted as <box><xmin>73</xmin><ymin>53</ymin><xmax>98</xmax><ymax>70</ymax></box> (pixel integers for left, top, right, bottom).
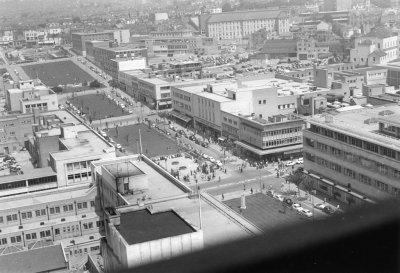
<box><xmin>35</xmin><ymin>209</ymin><xmax>46</xmax><ymax>217</ymax></box>
<box><xmin>0</xmin><ymin>238</ymin><xmax>7</xmax><ymax>245</ymax></box>
<box><xmin>77</xmin><ymin>203</ymin><xmax>82</xmax><ymax>210</ymax></box>
<box><xmin>259</xmin><ymin>100</ymin><xmax>261</xmax><ymax>104</ymax></box>
<box><xmin>0</xmin><ymin>216</ymin><xmax>3</xmax><ymax>224</ymax></box>
<box><xmin>90</xmin><ymin>201</ymin><xmax>95</xmax><ymax>207</ymax></box>
<box><xmin>67</xmin><ymin>163</ymin><xmax>73</xmax><ymax>171</ymax></box>
<box><xmin>83</xmin><ymin>223</ymin><xmax>88</xmax><ymax>229</ymax></box>
<box><xmin>88</xmin><ymin>222</ymin><xmax>93</xmax><ymax>229</ymax></box>
<box><xmin>7</xmin><ymin>214</ymin><xmax>17</xmax><ymax>222</ymax></box>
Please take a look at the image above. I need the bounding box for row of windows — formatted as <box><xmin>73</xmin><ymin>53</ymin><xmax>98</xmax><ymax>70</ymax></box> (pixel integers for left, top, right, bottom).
<box><xmin>0</xmin><ymin>201</ymin><xmax>95</xmax><ymax>224</ymax></box>
<box><xmin>313</xmin><ymin>155</ymin><xmax>399</xmax><ymax>196</ymax></box>
<box><xmin>278</xmin><ymin>103</ymin><xmax>295</xmax><ymax>110</ymax></box>
<box><xmin>262</xmin><ymin>136</ymin><xmax>302</xmax><ymax>148</ymax></box>
<box><xmin>312</xmin><ymin>141</ymin><xmax>400</xmax><ymax>180</ymax></box>
<box><xmin>67</xmin><ymin>172</ymin><xmax>92</xmax><ymax>183</ymax></box>
<box><xmin>66</xmin><ymin>160</ymin><xmax>95</xmax><ymax>172</ymax></box>
<box><xmin>309</xmin><ymin>125</ymin><xmax>399</xmax><ymax>160</ymax></box>
<box><xmin>223</xmin><ymin>117</ymin><xmax>238</xmax><ymax>126</ymax></box>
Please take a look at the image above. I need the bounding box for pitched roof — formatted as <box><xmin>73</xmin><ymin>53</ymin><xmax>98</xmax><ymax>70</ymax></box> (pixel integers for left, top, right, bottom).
<box><xmin>207</xmin><ymin>9</ymin><xmax>288</xmax><ymax>24</ymax></box>
<box><xmin>0</xmin><ymin>245</ymin><xmax>67</xmax><ymax>273</ymax></box>
<box><xmin>369</xmin><ymin>49</ymin><xmax>387</xmax><ymax>57</ymax></box>
<box><xmin>364</xmin><ymin>27</ymin><xmax>395</xmax><ymax>39</ymax></box>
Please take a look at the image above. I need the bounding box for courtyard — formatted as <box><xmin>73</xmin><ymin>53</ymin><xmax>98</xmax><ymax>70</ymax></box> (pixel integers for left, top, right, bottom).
<box><xmin>22</xmin><ymin>60</ymin><xmax>95</xmax><ymax>87</ymax></box>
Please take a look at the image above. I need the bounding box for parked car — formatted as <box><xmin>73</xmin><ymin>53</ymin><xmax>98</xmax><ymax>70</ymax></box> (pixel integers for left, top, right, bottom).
<box><xmin>208</xmin><ymin>157</ymin><xmax>216</xmax><ymax>163</ymax></box>
<box><xmin>296</xmin><ymin>157</ymin><xmax>304</xmax><ymax>164</ymax></box>
<box><xmin>202</xmin><ymin>154</ymin><xmax>209</xmax><ymax>159</ymax></box>
<box><xmin>266</xmin><ymin>190</ymin><xmax>275</xmax><ymax>197</ymax></box>
<box><xmin>201</xmin><ymin>142</ymin><xmax>209</xmax><ymax>148</ymax></box>
<box><xmin>283</xmin><ymin>197</ymin><xmax>293</xmax><ymax>206</ymax></box>
<box><xmin>292</xmin><ymin>203</ymin><xmax>302</xmax><ymax>212</ymax></box>
<box><xmin>298</xmin><ymin>208</ymin><xmax>313</xmax><ymax>218</ymax></box>
<box><xmin>286</xmin><ymin>161</ymin><xmax>296</xmax><ymax>166</ymax></box>
<box><xmin>116</xmin><ymin>143</ymin><xmax>122</xmax><ymax>149</ymax></box>
<box><xmin>322</xmin><ymin>206</ymin><xmax>335</xmax><ymax>215</ymax></box>
<box><xmin>215</xmin><ymin>160</ymin><xmax>223</xmax><ymax>167</ymax></box>
<box><xmin>314</xmin><ymin>203</ymin><xmax>328</xmax><ymax>210</ymax></box>
<box><xmin>273</xmin><ymin>193</ymin><xmax>284</xmax><ymax>202</ymax></box>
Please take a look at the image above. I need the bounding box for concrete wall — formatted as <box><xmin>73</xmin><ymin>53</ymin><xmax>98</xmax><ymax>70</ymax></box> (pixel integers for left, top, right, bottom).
<box><xmin>126</xmin><ymin>231</ymin><xmax>203</xmax><ymax>268</ymax></box>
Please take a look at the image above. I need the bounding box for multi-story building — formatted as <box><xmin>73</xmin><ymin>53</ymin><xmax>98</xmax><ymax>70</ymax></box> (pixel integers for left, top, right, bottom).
<box><xmin>119</xmin><ymin>70</ymin><xmax>215</xmax><ymax>110</ymax></box>
<box><xmin>0</xmin><ymin>30</ymin><xmax>13</xmax><ymax>45</ymax></box>
<box><xmin>350</xmin><ymin>27</ymin><xmax>399</xmax><ymax>67</ymax></box>
<box><xmin>323</xmin><ymin>0</ymin><xmax>353</xmax><ymax>11</ymax></box>
<box><xmin>206</xmin><ymin>9</ymin><xmax>290</xmax><ymax>40</ymax></box>
<box><xmin>71</xmin><ymin>32</ymin><xmax>115</xmax><ymax>56</ymax></box>
<box><xmin>0</xmin><ymin>110</ymin><xmax>117</xmax><ymax>267</ymax></box>
<box><xmin>303</xmin><ymin>105</ymin><xmax>400</xmax><ymax>205</ymax></box>
<box><xmin>375</xmin><ymin>62</ymin><xmax>400</xmax><ymax>89</ymax></box>
<box><xmin>0</xmin><ymin>113</ymin><xmax>34</xmax><ymax>155</ymax></box>
<box><xmin>236</xmin><ymin>114</ymin><xmax>304</xmax><ymax>161</ymax></box>
<box><xmin>23</xmin><ymin>29</ymin><xmax>62</xmax><ymax>46</ymax></box>
<box><xmin>297</xmin><ymin>39</ymin><xmax>330</xmax><ymax>61</ymax></box>
<box><xmin>6</xmin><ymin>81</ymin><xmax>58</xmax><ymax>114</ymax></box>
<box><xmin>171</xmin><ymin>76</ymin><xmax>333</xmax><ymax>155</ymax></box>
<box><xmin>92</xmin><ymin>154</ymin><xmax>252</xmax><ymax>271</ymax></box>
<box><xmin>88</xmin><ymin>44</ymin><xmax>147</xmax><ymax>80</ymax></box>
<box><xmin>140</xmin><ymin>35</ymin><xmax>217</xmax><ymax>57</ymax></box>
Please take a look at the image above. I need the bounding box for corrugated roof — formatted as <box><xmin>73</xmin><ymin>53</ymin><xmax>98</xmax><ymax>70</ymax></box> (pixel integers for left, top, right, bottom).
<box><xmin>207</xmin><ymin>10</ymin><xmax>287</xmax><ymax>23</ymax></box>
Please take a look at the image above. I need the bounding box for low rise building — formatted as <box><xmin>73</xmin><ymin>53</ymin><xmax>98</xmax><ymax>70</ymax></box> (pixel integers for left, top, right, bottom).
<box><xmin>297</xmin><ymin>39</ymin><xmax>330</xmax><ymax>61</ymax></box>
<box><xmin>6</xmin><ymin>80</ymin><xmax>58</xmax><ymax>114</ymax></box>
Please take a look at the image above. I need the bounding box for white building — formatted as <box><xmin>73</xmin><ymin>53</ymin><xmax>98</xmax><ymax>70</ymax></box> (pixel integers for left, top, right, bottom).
<box><xmin>206</xmin><ymin>9</ymin><xmax>290</xmax><ymax>40</ymax></box>
<box><xmin>6</xmin><ymin>80</ymin><xmax>58</xmax><ymax>113</ymax></box>
<box><xmin>0</xmin><ymin>30</ymin><xmax>13</xmax><ymax>45</ymax></box>
<box><xmin>297</xmin><ymin>38</ymin><xmax>330</xmax><ymax>61</ymax></box>
<box><xmin>350</xmin><ymin>26</ymin><xmax>399</xmax><ymax>67</ymax></box>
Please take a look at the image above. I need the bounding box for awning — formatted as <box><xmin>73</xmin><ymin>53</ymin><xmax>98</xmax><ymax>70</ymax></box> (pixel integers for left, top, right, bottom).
<box><xmin>170</xmin><ymin>110</ymin><xmax>192</xmax><ymax>123</ymax></box>
<box><xmin>234</xmin><ymin>141</ymin><xmax>303</xmax><ymax>156</ymax></box>
<box><xmin>218</xmin><ymin>136</ymin><xmax>226</xmax><ymax>141</ymax></box>
<box><xmin>283</xmin><ymin>149</ymin><xmax>302</xmax><ymax>155</ymax></box>
<box><xmin>158</xmin><ymin>101</ymin><xmax>168</xmax><ymax>106</ymax></box>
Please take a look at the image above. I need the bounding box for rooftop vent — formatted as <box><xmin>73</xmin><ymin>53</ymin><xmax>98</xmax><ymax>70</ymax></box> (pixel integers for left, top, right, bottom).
<box><xmin>61</xmin><ymin>218</ymin><xmax>65</xmax><ymax>222</ymax></box>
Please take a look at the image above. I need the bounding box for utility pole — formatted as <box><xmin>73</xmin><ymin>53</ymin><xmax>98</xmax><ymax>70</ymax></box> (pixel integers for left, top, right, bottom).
<box><xmin>139</xmin><ymin>128</ymin><xmax>143</xmax><ymax>155</ymax></box>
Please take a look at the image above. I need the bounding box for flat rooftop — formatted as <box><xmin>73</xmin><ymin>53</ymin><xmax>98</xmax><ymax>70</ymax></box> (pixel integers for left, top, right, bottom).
<box><xmin>104</xmin><ymin>161</ymin><xmax>144</xmax><ymax>178</ymax></box>
<box><xmin>48</xmin><ymin>109</ymin><xmax>82</xmax><ymax>125</ymax></box>
<box><xmin>309</xmin><ymin>104</ymin><xmax>400</xmax><ymax>150</ymax></box>
<box><xmin>118</xmin><ymin>209</ymin><xmax>196</xmax><ymax>244</ymax></box>
<box><xmin>51</xmin><ymin>126</ymin><xmax>113</xmax><ymax>160</ymax></box>
<box><xmin>0</xmin><ymin>184</ymin><xmax>94</xmax><ymax>211</ymax></box>
<box><xmin>0</xmin><ymin>166</ymin><xmax>55</xmax><ymax>185</ymax></box>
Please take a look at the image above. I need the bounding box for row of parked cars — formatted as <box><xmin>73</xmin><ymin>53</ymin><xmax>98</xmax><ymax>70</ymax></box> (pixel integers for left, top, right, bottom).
<box><xmin>99</xmin><ymin>130</ymin><xmax>124</xmax><ymax>152</ymax></box>
<box><xmin>267</xmin><ymin>190</ymin><xmax>313</xmax><ymax>218</ymax></box>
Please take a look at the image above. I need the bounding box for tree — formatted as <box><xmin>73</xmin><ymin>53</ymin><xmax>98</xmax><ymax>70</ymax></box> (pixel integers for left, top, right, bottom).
<box><xmin>82</xmin><ymin>80</ymin><xmax>88</xmax><ymax>87</ymax></box>
<box><xmin>222</xmin><ymin>3</ymin><xmax>233</xmax><ymax>12</ymax></box>
<box><xmin>89</xmin><ymin>80</ymin><xmax>101</xmax><ymax>88</ymax></box>
<box><xmin>286</xmin><ymin>172</ymin><xmax>306</xmax><ymax>195</ymax></box>
<box><xmin>302</xmin><ymin>178</ymin><xmax>314</xmax><ymax>194</ymax></box>
<box><xmin>52</xmin><ymin>86</ymin><xmax>63</xmax><ymax>93</ymax></box>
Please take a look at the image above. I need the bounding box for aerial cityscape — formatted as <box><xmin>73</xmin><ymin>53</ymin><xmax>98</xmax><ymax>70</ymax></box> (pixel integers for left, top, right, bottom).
<box><xmin>0</xmin><ymin>0</ymin><xmax>399</xmax><ymax>272</ymax></box>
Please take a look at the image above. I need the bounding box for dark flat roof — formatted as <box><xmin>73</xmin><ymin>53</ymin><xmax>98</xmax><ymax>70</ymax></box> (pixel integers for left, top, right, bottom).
<box><xmin>118</xmin><ymin>209</ymin><xmax>196</xmax><ymax>244</ymax></box>
<box><xmin>0</xmin><ymin>245</ymin><xmax>67</xmax><ymax>273</ymax></box>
